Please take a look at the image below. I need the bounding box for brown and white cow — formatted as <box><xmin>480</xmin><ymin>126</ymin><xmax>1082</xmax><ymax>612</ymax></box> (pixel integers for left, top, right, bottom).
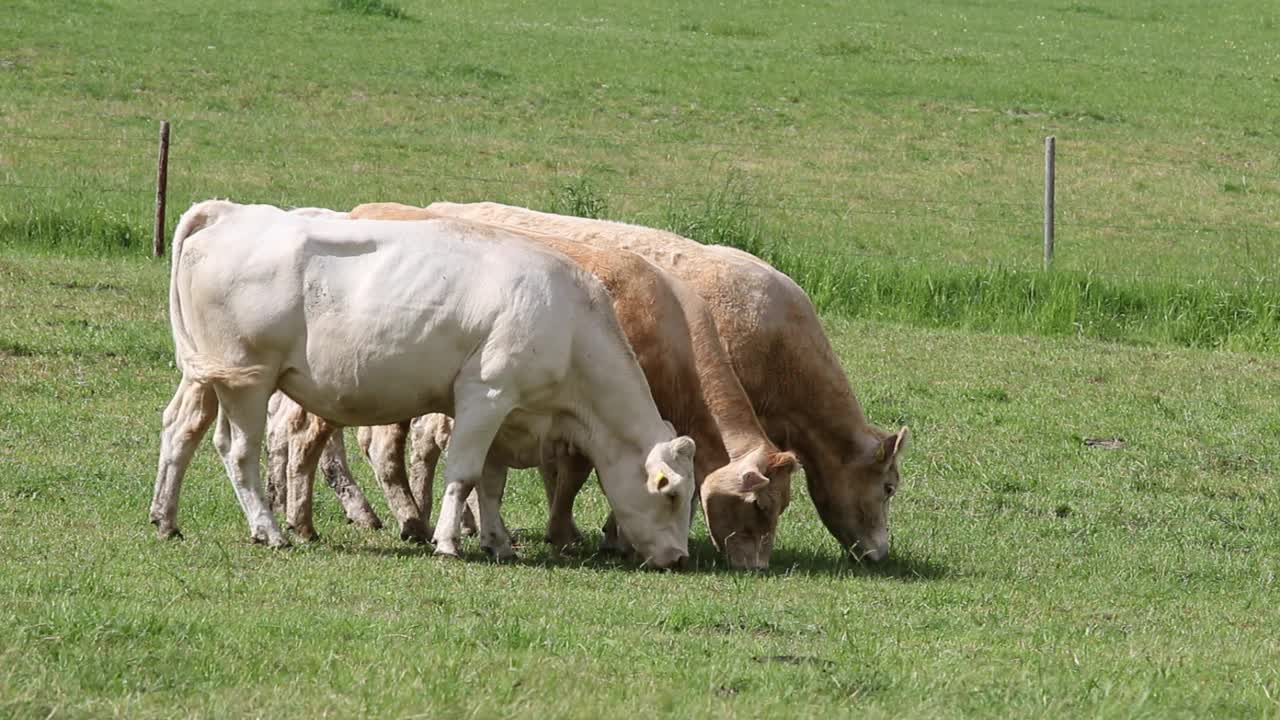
<box><xmin>344</xmin><ymin>202</ymin><xmax>799</xmax><ymax>569</ymax></box>
<box><xmin>424</xmin><ymin>202</ymin><xmax>910</xmax><ymax>562</ymax></box>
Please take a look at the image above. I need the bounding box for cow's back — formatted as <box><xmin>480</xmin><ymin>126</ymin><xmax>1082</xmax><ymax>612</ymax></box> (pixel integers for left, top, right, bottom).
<box><xmin>175</xmin><ymin>206</ymin><xmax>594</xmax><ymax>426</ymax></box>
<box><xmin>422</xmin><ymin>202</ymin><xmax>833</xmax><ymax>416</ymax></box>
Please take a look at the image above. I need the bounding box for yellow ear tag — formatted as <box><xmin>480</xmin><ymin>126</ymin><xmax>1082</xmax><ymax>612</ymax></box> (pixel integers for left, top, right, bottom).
<box><xmin>655</xmin><ymin>471</ymin><xmax>666</xmax><ymax>483</ymax></box>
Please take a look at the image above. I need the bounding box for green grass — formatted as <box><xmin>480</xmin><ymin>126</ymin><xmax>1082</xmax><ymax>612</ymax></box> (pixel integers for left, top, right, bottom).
<box><xmin>2</xmin><ymin>0</ymin><xmax>1278</xmax><ymax>280</ymax></box>
<box><xmin>658</xmin><ymin>177</ymin><xmax>1280</xmax><ymax>352</ymax></box>
<box><xmin>3</xmin><ymin>0</ymin><xmax>1278</xmax><ymax>355</ymax></box>
<box><xmin>2</xmin><ymin>251</ymin><xmax>1279</xmax><ymax>718</ymax></box>
<box><xmin>4</xmin><ymin>1</ymin><xmax>1280</xmax><ymax>716</ymax></box>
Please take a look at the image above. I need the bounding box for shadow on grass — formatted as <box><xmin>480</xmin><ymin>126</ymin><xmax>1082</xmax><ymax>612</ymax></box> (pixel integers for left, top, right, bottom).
<box><xmin>771</xmin><ymin>545</ymin><xmax>953</xmax><ymax>581</ymax></box>
<box><xmin>316</xmin><ymin>526</ymin><xmax>952</xmax><ymax>579</ymax></box>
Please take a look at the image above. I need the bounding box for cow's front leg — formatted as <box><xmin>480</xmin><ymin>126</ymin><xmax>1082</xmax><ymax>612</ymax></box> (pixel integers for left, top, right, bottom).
<box><xmin>542</xmin><ymin>445</ymin><xmax>592</xmax><ymax>548</ymax></box>
<box><xmin>600</xmin><ymin>513</ymin><xmax>634</xmax><ymax>556</ymax></box>
<box><xmin>476</xmin><ymin>459</ymin><xmax>515</xmax><ymax>561</ymax></box>
<box><xmin>432</xmin><ymin>385</ymin><xmax>514</xmax><ymax>559</ymax></box>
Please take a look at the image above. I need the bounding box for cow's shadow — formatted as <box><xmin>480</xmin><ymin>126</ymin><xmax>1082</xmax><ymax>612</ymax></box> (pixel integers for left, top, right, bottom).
<box><xmin>324</xmin><ymin>526</ymin><xmax>952</xmax><ymax>579</ymax></box>
<box><xmin>763</xmin><ymin>544</ymin><xmax>952</xmax><ymax>580</ymax></box>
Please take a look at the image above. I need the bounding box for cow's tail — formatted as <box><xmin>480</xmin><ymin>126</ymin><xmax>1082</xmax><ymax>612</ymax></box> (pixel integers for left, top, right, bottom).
<box><xmin>169</xmin><ymin>200</ymin><xmax>270</xmax><ymax>389</ymax></box>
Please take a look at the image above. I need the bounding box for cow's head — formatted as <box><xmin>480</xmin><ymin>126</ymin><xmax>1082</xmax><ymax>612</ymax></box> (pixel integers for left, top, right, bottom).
<box><xmin>700</xmin><ymin>448</ymin><xmax>798</xmax><ymax>570</ymax></box>
<box><xmin>607</xmin><ymin>434</ymin><xmax>696</xmax><ymax>570</ymax></box>
<box><xmin>810</xmin><ymin>426</ymin><xmax>910</xmax><ymax>563</ymax></box>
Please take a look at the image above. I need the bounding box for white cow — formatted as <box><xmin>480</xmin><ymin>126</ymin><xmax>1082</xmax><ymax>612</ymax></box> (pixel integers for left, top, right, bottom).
<box><xmin>149</xmin><ymin>200</ymin><xmax>695</xmax><ymax>568</ymax></box>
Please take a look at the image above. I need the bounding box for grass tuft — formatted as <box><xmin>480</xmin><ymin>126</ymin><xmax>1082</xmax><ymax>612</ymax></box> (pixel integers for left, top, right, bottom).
<box><xmin>546</xmin><ymin>177</ymin><xmax>609</xmax><ymax>220</ymax></box>
<box><xmin>327</xmin><ymin>0</ymin><xmax>409</xmax><ymax>20</ymax></box>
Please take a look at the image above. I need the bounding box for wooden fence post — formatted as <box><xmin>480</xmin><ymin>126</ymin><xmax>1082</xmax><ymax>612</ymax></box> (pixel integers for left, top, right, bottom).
<box><xmin>153</xmin><ymin>120</ymin><xmax>170</xmax><ymax>258</ymax></box>
<box><xmin>1044</xmin><ymin>135</ymin><xmax>1055</xmax><ymax>271</ymax></box>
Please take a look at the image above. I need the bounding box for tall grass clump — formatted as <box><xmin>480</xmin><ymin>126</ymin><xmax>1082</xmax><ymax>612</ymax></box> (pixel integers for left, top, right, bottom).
<box><xmin>0</xmin><ymin>202</ymin><xmax>145</xmax><ymax>256</ymax></box>
<box><xmin>650</xmin><ymin>176</ymin><xmax>1280</xmax><ymax>353</ymax></box>
<box><xmin>546</xmin><ymin>177</ymin><xmax>609</xmax><ymax>219</ymax></box>
<box><xmin>661</xmin><ymin>172</ymin><xmax>768</xmax><ymax>256</ymax></box>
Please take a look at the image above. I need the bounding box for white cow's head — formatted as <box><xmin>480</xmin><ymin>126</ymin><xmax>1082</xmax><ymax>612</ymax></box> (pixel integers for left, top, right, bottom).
<box><xmin>606</xmin><ymin>434</ymin><xmax>695</xmax><ymax>570</ymax></box>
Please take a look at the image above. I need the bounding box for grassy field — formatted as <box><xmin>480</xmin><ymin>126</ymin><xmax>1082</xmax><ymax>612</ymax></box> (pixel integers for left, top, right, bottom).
<box><xmin>2</xmin><ymin>0</ymin><xmax>1279</xmax><ymax>281</ymax></box>
<box><xmin>2</xmin><ymin>253</ymin><xmax>1278</xmax><ymax>718</ymax></box>
<box><xmin>3</xmin><ymin>1</ymin><xmax>1280</xmax><ymax>717</ymax></box>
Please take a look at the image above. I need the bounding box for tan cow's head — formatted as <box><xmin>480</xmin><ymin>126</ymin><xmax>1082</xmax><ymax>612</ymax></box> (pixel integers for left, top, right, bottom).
<box><xmin>700</xmin><ymin>448</ymin><xmax>798</xmax><ymax>570</ymax></box>
<box><xmin>811</xmin><ymin>426</ymin><xmax>910</xmax><ymax>563</ymax></box>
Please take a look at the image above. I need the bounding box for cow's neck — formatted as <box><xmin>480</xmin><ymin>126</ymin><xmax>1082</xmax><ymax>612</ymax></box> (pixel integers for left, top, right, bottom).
<box><xmin>766</xmin><ymin>361</ymin><xmax>875</xmax><ymax>491</ymax></box>
<box><xmin>687</xmin><ymin>303</ymin><xmax>776</xmax><ymax>462</ymax></box>
<box><xmin>569</xmin><ymin>321</ymin><xmax>674</xmax><ymax>462</ymax></box>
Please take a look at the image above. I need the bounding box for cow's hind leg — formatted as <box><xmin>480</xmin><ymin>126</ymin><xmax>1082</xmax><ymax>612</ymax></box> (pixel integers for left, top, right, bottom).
<box><xmin>285</xmin><ymin>412</ymin><xmax>335</xmax><ymax>542</ymax></box>
<box><xmin>409</xmin><ymin>415</ymin><xmax>445</xmax><ymax>515</ymax></box>
<box><xmin>213</xmin><ymin>383</ymin><xmax>287</xmax><ymax>547</ymax></box>
<box><xmin>265</xmin><ymin>393</ymin><xmax>291</xmax><ymax>512</ymax></box>
<box><xmin>411</xmin><ymin>415</ymin><xmax>478</xmax><ymax>537</ymax></box>
<box><xmin>150</xmin><ymin>376</ymin><xmax>218</xmax><ymax>539</ymax></box>
<box><xmin>320</xmin><ymin>431</ymin><xmax>382</xmax><ymax>529</ymax></box>
<box><xmin>358</xmin><ymin>423</ymin><xmax>430</xmax><ymax>543</ymax></box>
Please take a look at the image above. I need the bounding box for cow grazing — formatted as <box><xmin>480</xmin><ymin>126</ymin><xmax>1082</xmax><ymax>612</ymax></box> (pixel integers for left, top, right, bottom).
<box><xmin>424</xmin><ymin>202</ymin><xmax>910</xmax><ymax>562</ymax></box>
<box><xmin>149</xmin><ymin>200</ymin><xmax>695</xmax><ymax>569</ymax></box>
<box><xmin>346</xmin><ymin>202</ymin><xmax>799</xmax><ymax>569</ymax></box>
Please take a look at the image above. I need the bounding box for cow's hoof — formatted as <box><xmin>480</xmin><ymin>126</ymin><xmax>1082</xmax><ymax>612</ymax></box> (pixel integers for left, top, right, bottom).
<box><xmin>481</xmin><ymin>535</ymin><xmax>517</xmax><ymax>562</ymax></box>
<box><xmin>251</xmin><ymin>526</ymin><xmax>291</xmax><ymax>549</ymax></box>
<box><xmin>433</xmin><ymin>541</ymin><xmax>462</xmax><ymax>559</ymax></box>
<box><xmin>545</xmin><ymin>523</ymin><xmax>584</xmax><ymax>549</ymax></box>
<box><xmin>485</xmin><ymin>548</ymin><xmax>517</xmax><ymax>563</ymax></box>
<box><xmin>399</xmin><ymin>518</ymin><xmax>431</xmax><ymax>544</ymax></box>
<box><xmin>599</xmin><ymin>536</ymin><xmax>628</xmax><ymax>556</ymax></box>
<box><xmin>155</xmin><ymin>525</ymin><xmax>183</xmax><ymax>541</ymax></box>
<box><xmin>349</xmin><ymin>509</ymin><xmax>383</xmax><ymax>530</ymax></box>
<box><xmin>287</xmin><ymin>523</ymin><xmax>319</xmax><ymax>543</ymax></box>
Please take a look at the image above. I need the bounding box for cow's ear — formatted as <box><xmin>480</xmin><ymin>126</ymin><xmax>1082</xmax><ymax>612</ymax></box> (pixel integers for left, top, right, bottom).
<box><xmin>874</xmin><ymin>427</ymin><xmax>911</xmax><ymax>465</ymax></box>
<box><xmin>671</xmin><ymin>435</ymin><xmax>696</xmax><ymax>459</ymax></box>
<box><xmin>767</xmin><ymin>451</ymin><xmax>798</xmax><ymax>478</ymax></box>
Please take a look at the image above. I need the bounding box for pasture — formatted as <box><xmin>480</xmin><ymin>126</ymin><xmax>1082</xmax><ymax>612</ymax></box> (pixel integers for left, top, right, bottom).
<box><xmin>2</xmin><ymin>1</ymin><xmax>1279</xmax><ymax>717</ymax></box>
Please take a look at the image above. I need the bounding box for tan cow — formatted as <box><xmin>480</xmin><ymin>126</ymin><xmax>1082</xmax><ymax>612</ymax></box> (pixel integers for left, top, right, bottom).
<box><xmin>424</xmin><ymin>202</ymin><xmax>910</xmax><ymax>562</ymax></box>
<box><xmin>339</xmin><ymin>202</ymin><xmax>799</xmax><ymax>569</ymax></box>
